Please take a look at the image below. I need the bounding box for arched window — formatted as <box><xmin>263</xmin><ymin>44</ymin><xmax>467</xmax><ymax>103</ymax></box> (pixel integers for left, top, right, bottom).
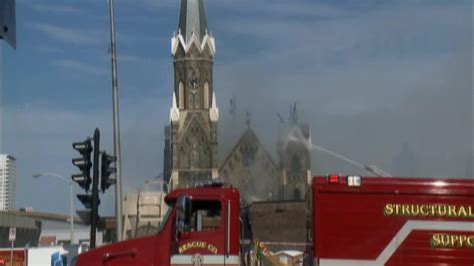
<box><xmin>190</xmin><ymin>149</ymin><xmax>199</xmax><ymax>169</ymax></box>
<box><xmin>195</xmin><ymin>93</ymin><xmax>200</xmax><ymax>109</ymax></box>
<box><xmin>204</xmin><ymin>82</ymin><xmax>210</xmax><ymax>108</ymax></box>
<box><xmin>243</xmin><ymin>146</ymin><xmax>256</xmax><ymax>168</ymax></box>
<box><xmin>188</xmin><ymin>94</ymin><xmax>194</xmax><ymax>109</ymax></box>
<box><xmin>290</xmin><ymin>156</ymin><xmax>301</xmax><ymax>179</ymax></box>
<box><xmin>178</xmin><ymin>82</ymin><xmax>184</xmax><ymax>109</ymax></box>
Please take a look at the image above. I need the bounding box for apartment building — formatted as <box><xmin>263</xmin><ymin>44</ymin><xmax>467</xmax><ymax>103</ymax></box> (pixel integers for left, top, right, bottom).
<box><xmin>0</xmin><ymin>154</ymin><xmax>16</xmax><ymax>211</ymax></box>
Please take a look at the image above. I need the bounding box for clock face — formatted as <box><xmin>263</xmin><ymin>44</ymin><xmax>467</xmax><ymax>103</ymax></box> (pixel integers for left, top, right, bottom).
<box><xmin>189</xmin><ymin>77</ymin><xmax>199</xmax><ymax>91</ymax></box>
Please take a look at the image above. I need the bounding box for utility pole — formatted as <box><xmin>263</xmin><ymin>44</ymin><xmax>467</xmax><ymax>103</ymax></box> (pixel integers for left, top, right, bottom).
<box><xmin>108</xmin><ymin>0</ymin><xmax>123</xmax><ymax>242</ymax></box>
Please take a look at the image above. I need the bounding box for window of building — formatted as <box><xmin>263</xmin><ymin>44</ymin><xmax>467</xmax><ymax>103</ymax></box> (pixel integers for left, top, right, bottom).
<box><xmin>188</xmin><ymin>94</ymin><xmax>194</xmax><ymax>109</ymax></box>
<box><xmin>190</xmin><ymin>149</ymin><xmax>199</xmax><ymax>169</ymax></box>
<box><xmin>204</xmin><ymin>82</ymin><xmax>209</xmax><ymax>108</ymax></box>
<box><xmin>195</xmin><ymin>93</ymin><xmax>200</xmax><ymax>109</ymax></box>
<box><xmin>242</xmin><ymin>146</ymin><xmax>256</xmax><ymax>168</ymax></box>
<box><xmin>179</xmin><ymin>82</ymin><xmax>184</xmax><ymax>109</ymax></box>
<box><xmin>290</xmin><ymin>156</ymin><xmax>302</xmax><ymax>179</ymax></box>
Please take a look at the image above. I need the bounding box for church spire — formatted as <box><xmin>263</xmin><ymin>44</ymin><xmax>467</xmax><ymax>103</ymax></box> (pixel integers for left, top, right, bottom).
<box><xmin>169</xmin><ymin>0</ymin><xmax>219</xmax><ymax>189</ymax></box>
<box><xmin>178</xmin><ymin>0</ymin><xmax>209</xmax><ymax>44</ymax></box>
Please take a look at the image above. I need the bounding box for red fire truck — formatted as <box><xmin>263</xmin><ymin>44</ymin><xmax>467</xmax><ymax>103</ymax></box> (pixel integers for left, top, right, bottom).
<box><xmin>74</xmin><ymin>176</ymin><xmax>474</xmax><ymax>265</ymax></box>
<box><xmin>74</xmin><ymin>184</ymin><xmax>243</xmax><ymax>266</ymax></box>
<box><xmin>310</xmin><ymin>175</ymin><xmax>474</xmax><ymax>266</ymax></box>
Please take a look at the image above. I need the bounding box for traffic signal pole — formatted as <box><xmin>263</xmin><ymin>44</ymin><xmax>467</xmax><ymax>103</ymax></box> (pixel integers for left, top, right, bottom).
<box><xmin>90</xmin><ymin>128</ymin><xmax>100</xmax><ymax>248</ymax></box>
<box><xmin>73</xmin><ymin>128</ymin><xmax>117</xmax><ymax>248</ymax></box>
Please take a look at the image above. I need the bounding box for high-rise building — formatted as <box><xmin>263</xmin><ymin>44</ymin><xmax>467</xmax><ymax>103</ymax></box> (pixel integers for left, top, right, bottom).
<box><xmin>0</xmin><ymin>154</ymin><xmax>16</xmax><ymax>211</ymax></box>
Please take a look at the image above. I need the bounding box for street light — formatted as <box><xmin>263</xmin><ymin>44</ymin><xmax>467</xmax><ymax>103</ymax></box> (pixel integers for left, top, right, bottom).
<box><xmin>33</xmin><ymin>173</ymin><xmax>74</xmax><ymax>244</ymax></box>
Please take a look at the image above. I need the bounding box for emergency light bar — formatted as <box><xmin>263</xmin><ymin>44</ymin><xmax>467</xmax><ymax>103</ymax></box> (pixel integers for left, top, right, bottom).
<box><xmin>194</xmin><ymin>178</ymin><xmax>224</xmax><ymax>188</ymax></box>
<box><xmin>347</xmin><ymin>176</ymin><xmax>361</xmax><ymax>187</ymax></box>
<box><xmin>328</xmin><ymin>174</ymin><xmax>340</xmax><ymax>183</ymax></box>
<box><xmin>327</xmin><ymin>174</ymin><xmax>361</xmax><ymax>187</ymax></box>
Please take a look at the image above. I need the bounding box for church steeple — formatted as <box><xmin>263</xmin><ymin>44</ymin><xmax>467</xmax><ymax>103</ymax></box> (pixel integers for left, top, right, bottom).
<box><xmin>178</xmin><ymin>0</ymin><xmax>208</xmax><ymax>44</ymax></box>
<box><xmin>169</xmin><ymin>0</ymin><xmax>219</xmax><ymax>190</ymax></box>
<box><xmin>172</xmin><ymin>0</ymin><xmax>215</xmax><ymax>56</ymax></box>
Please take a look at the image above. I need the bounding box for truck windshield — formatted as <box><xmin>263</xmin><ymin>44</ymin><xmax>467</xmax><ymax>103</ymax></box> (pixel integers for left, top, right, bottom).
<box><xmin>156</xmin><ymin>202</ymin><xmax>174</xmax><ymax>234</ymax></box>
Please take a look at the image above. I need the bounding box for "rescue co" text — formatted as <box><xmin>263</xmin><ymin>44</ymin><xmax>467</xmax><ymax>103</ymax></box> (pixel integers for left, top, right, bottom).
<box><xmin>178</xmin><ymin>241</ymin><xmax>218</xmax><ymax>254</ymax></box>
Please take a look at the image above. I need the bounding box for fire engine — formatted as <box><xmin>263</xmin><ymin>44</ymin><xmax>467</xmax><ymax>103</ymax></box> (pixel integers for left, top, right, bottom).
<box><xmin>73</xmin><ymin>176</ymin><xmax>474</xmax><ymax>265</ymax></box>
<box><xmin>309</xmin><ymin>175</ymin><xmax>474</xmax><ymax>266</ymax></box>
<box><xmin>74</xmin><ymin>182</ymin><xmax>245</xmax><ymax>266</ymax></box>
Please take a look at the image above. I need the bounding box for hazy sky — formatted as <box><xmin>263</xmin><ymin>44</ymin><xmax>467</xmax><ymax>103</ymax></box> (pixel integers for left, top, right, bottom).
<box><xmin>0</xmin><ymin>0</ymin><xmax>472</xmax><ymax>215</ymax></box>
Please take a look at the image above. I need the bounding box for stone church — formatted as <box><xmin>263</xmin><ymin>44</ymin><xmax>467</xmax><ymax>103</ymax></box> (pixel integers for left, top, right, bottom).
<box><xmin>164</xmin><ymin>0</ymin><xmax>312</xmax><ymax>201</ymax></box>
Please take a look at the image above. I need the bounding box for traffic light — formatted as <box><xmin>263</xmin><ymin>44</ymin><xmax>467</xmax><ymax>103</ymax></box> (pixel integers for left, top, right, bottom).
<box><xmin>72</xmin><ymin>128</ymin><xmax>102</xmax><ymax>249</ymax></box>
<box><xmin>72</xmin><ymin>139</ymin><xmax>92</xmax><ymax>191</ymax></box>
<box><xmin>76</xmin><ymin>194</ymin><xmax>100</xmax><ymax>225</ymax></box>
<box><xmin>101</xmin><ymin>152</ymin><xmax>117</xmax><ymax>193</ymax></box>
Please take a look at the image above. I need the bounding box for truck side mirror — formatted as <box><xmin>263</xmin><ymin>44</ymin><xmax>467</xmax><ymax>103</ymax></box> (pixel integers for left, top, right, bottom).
<box><xmin>176</xmin><ymin>194</ymin><xmax>192</xmax><ymax>236</ymax></box>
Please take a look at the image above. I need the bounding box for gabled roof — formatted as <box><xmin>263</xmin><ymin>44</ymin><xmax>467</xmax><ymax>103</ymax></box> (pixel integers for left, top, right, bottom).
<box><xmin>219</xmin><ymin>126</ymin><xmax>279</xmax><ymax>172</ymax></box>
<box><xmin>178</xmin><ymin>0</ymin><xmax>208</xmax><ymax>44</ymax></box>
<box><xmin>178</xmin><ymin>112</ymin><xmax>212</xmax><ymax>143</ymax></box>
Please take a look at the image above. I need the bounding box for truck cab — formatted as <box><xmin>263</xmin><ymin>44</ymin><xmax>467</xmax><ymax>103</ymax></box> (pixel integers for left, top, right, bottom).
<box><xmin>75</xmin><ymin>184</ymin><xmax>241</xmax><ymax>266</ymax></box>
